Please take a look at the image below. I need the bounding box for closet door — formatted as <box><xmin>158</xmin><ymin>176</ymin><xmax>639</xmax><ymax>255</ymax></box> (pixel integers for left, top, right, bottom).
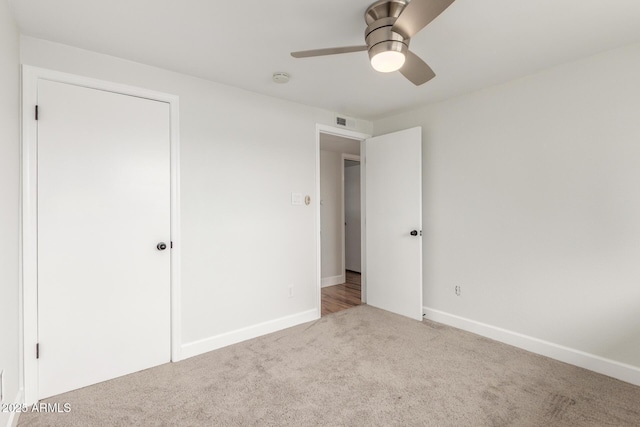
<box><xmin>37</xmin><ymin>79</ymin><xmax>171</xmax><ymax>398</ymax></box>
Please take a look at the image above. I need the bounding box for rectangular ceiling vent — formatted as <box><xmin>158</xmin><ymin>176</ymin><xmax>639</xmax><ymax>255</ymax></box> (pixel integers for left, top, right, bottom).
<box><xmin>336</xmin><ymin>117</ymin><xmax>347</xmax><ymax>126</ymax></box>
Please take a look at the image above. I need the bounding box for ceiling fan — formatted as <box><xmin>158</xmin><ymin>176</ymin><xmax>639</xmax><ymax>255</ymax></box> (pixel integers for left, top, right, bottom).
<box><xmin>291</xmin><ymin>0</ymin><xmax>455</xmax><ymax>86</ymax></box>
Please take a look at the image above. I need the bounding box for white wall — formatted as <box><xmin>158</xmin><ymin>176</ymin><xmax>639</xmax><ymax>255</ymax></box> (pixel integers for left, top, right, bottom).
<box><xmin>320</xmin><ymin>150</ymin><xmax>343</xmax><ymax>284</ymax></box>
<box><xmin>374</xmin><ymin>43</ymin><xmax>640</xmax><ymax>378</ymax></box>
<box><xmin>20</xmin><ymin>36</ymin><xmax>372</xmax><ymax>358</ymax></box>
<box><xmin>344</xmin><ymin>163</ymin><xmax>361</xmax><ymax>272</ymax></box>
<box><xmin>0</xmin><ymin>1</ymin><xmax>20</xmax><ymax>425</ymax></box>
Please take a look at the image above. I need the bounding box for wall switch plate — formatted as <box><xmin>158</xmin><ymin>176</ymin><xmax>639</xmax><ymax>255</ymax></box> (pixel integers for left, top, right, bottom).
<box><xmin>291</xmin><ymin>192</ymin><xmax>303</xmax><ymax>206</ymax></box>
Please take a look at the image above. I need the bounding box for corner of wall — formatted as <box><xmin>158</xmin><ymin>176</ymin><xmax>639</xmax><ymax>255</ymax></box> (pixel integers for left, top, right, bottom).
<box><xmin>0</xmin><ymin>1</ymin><xmax>21</xmax><ymax>426</ymax></box>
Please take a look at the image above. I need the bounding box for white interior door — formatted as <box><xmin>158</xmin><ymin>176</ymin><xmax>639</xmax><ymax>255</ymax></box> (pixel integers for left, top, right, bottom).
<box><xmin>37</xmin><ymin>80</ymin><xmax>171</xmax><ymax>399</ymax></box>
<box><xmin>344</xmin><ymin>161</ymin><xmax>361</xmax><ymax>272</ymax></box>
<box><xmin>365</xmin><ymin>127</ymin><xmax>423</xmax><ymax>320</ymax></box>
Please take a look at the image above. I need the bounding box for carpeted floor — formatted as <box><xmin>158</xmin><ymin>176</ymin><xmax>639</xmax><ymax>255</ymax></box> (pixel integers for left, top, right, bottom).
<box><xmin>18</xmin><ymin>305</ymin><xmax>640</xmax><ymax>426</ymax></box>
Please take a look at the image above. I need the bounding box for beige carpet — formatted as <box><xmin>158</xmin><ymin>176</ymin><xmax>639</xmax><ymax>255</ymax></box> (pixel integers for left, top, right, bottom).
<box><xmin>19</xmin><ymin>305</ymin><xmax>640</xmax><ymax>426</ymax></box>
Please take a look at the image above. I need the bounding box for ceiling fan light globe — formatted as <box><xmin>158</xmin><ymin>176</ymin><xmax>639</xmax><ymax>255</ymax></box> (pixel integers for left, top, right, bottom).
<box><xmin>371</xmin><ymin>50</ymin><xmax>406</xmax><ymax>73</ymax></box>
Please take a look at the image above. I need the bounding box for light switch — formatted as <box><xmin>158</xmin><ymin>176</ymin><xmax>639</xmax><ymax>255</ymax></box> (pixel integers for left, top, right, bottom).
<box><xmin>291</xmin><ymin>192</ymin><xmax>303</xmax><ymax>205</ymax></box>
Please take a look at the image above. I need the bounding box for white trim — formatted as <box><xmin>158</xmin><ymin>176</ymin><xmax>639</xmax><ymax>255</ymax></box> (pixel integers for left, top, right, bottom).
<box><xmin>7</xmin><ymin>390</ymin><xmax>23</xmax><ymax>427</ymax></box>
<box><xmin>181</xmin><ymin>309</ymin><xmax>318</xmax><ymax>360</ymax></box>
<box><xmin>21</xmin><ymin>66</ymin><xmax>181</xmax><ymax>404</ymax></box>
<box><xmin>423</xmin><ymin>307</ymin><xmax>640</xmax><ymax>387</ymax></box>
<box><xmin>17</xmin><ymin>60</ymin><xmax>25</xmax><ymax>421</ymax></box>
<box><xmin>316</xmin><ymin>124</ymin><xmax>370</xmax><ymax>316</ymax></box>
<box><xmin>169</xmin><ymin>94</ymin><xmax>182</xmax><ymax>363</ymax></box>
<box><xmin>359</xmin><ymin>139</ymin><xmax>367</xmax><ymax>303</ymax></box>
<box><xmin>317</xmin><ymin>124</ymin><xmax>371</xmax><ymax>141</ymax></box>
<box><xmin>315</xmin><ymin>127</ymin><xmax>321</xmax><ymax>318</ymax></box>
<box><xmin>21</xmin><ymin>66</ymin><xmax>38</xmax><ymax>406</ymax></box>
<box><xmin>321</xmin><ymin>275</ymin><xmax>345</xmax><ymax>288</ymax></box>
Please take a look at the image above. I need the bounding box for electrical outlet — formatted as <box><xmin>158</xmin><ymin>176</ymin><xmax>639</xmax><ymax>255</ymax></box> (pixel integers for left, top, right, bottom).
<box><xmin>288</xmin><ymin>285</ymin><xmax>294</xmax><ymax>298</ymax></box>
<box><xmin>455</xmin><ymin>286</ymin><xmax>461</xmax><ymax>296</ymax></box>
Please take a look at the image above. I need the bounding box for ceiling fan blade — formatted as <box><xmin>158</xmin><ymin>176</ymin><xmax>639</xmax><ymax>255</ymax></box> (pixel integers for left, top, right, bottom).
<box><xmin>400</xmin><ymin>50</ymin><xmax>436</xmax><ymax>86</ymax></box>
<box><xmin>393</xmin><ymin>0</ymin><xmax>455</xmax><ymax>39</ymax></box>
<box><xmin>291</xmin><ymin>45</ymin><xmax>368</xmax><ymax>58</ymax></box>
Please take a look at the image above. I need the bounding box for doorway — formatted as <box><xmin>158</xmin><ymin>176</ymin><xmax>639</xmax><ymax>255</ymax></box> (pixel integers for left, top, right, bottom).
<box><xmin>316</xmin><ymin>124</ymin><xmax>423</xmax><ymax>321</ymax></box>
<box><xmin>317</xmin><ymin>127</ymin><xmax>368</xmax><ymax>316</ymax></box>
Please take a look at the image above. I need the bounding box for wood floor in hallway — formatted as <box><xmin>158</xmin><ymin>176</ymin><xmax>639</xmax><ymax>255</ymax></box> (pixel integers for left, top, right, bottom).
<box><xmin>321</xmin><ymin>270</ymin><xmax>361</xmax><ymax>316</ymax></box>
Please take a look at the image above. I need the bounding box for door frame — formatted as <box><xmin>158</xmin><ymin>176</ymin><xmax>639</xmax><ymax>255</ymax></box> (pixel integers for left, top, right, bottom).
<box><xmin>341</xmin><ymin>154</ymin><xmax>361</xmax><ymax>288</ymax></box>
<box><xmin>20</xmin><ymin>66</ymin><xmax>182</xmax><ymax>404</ymax></box>
<box><xmin>315</xmin><ymin>124</ymin><xmax>370</xmax><ymax>316</ymax></box>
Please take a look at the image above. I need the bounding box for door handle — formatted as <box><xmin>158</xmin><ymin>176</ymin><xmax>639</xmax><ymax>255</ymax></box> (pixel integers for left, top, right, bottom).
<box><xmin>410</xmin><ymin>230</ymin><xmax>422</xmax><ymax>236</ymax></box>
<box><xmin>157</xmin><ymin>242</ymin><xmax>167</xmax><ymax>251</ymax></box>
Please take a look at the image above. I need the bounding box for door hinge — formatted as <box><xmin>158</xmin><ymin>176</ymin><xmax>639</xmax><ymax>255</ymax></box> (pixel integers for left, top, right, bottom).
<box><xmin>36</xmin><ymin>343</ymin><xmax>40</xmax><ymax>359</ymax></box>
<box><xmin>35</xmin><ymin>105</ymin><xmax>39</xmax><ymax>120</ymax></box>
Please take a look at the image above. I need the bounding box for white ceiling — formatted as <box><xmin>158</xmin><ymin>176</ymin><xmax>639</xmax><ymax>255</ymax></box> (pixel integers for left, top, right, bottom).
<box><xmin>10</xmin><ymin>0</ymin><xmax>640</xmax><ymax>120</ymax></box>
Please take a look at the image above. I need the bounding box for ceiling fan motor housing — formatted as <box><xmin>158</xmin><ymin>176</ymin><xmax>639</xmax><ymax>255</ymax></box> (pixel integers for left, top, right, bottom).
<box><xmin>364</xmin><ymin>0</ymin><xmax>410</xmax><ymax>62</ymax></box>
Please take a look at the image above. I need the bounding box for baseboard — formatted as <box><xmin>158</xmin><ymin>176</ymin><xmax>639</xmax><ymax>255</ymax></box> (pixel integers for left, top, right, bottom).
<box><xmin>423</xmin><ymin>307</ymin><xmax>640</xmax><ymax>387</ymax></box>
<box><xmin>321</xmin><ymin>274</ymin><xmax>345</xmax><ymax>288</ymax></box>
<box><xmin>181</xmin><ymin>309</ymin><xmax>318</xmax><ymax>360</ymax></box>
<box><xmin>5</xmin><ymin>390</ymin><xmax>23</xmax><ymax>427</ymax></box>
